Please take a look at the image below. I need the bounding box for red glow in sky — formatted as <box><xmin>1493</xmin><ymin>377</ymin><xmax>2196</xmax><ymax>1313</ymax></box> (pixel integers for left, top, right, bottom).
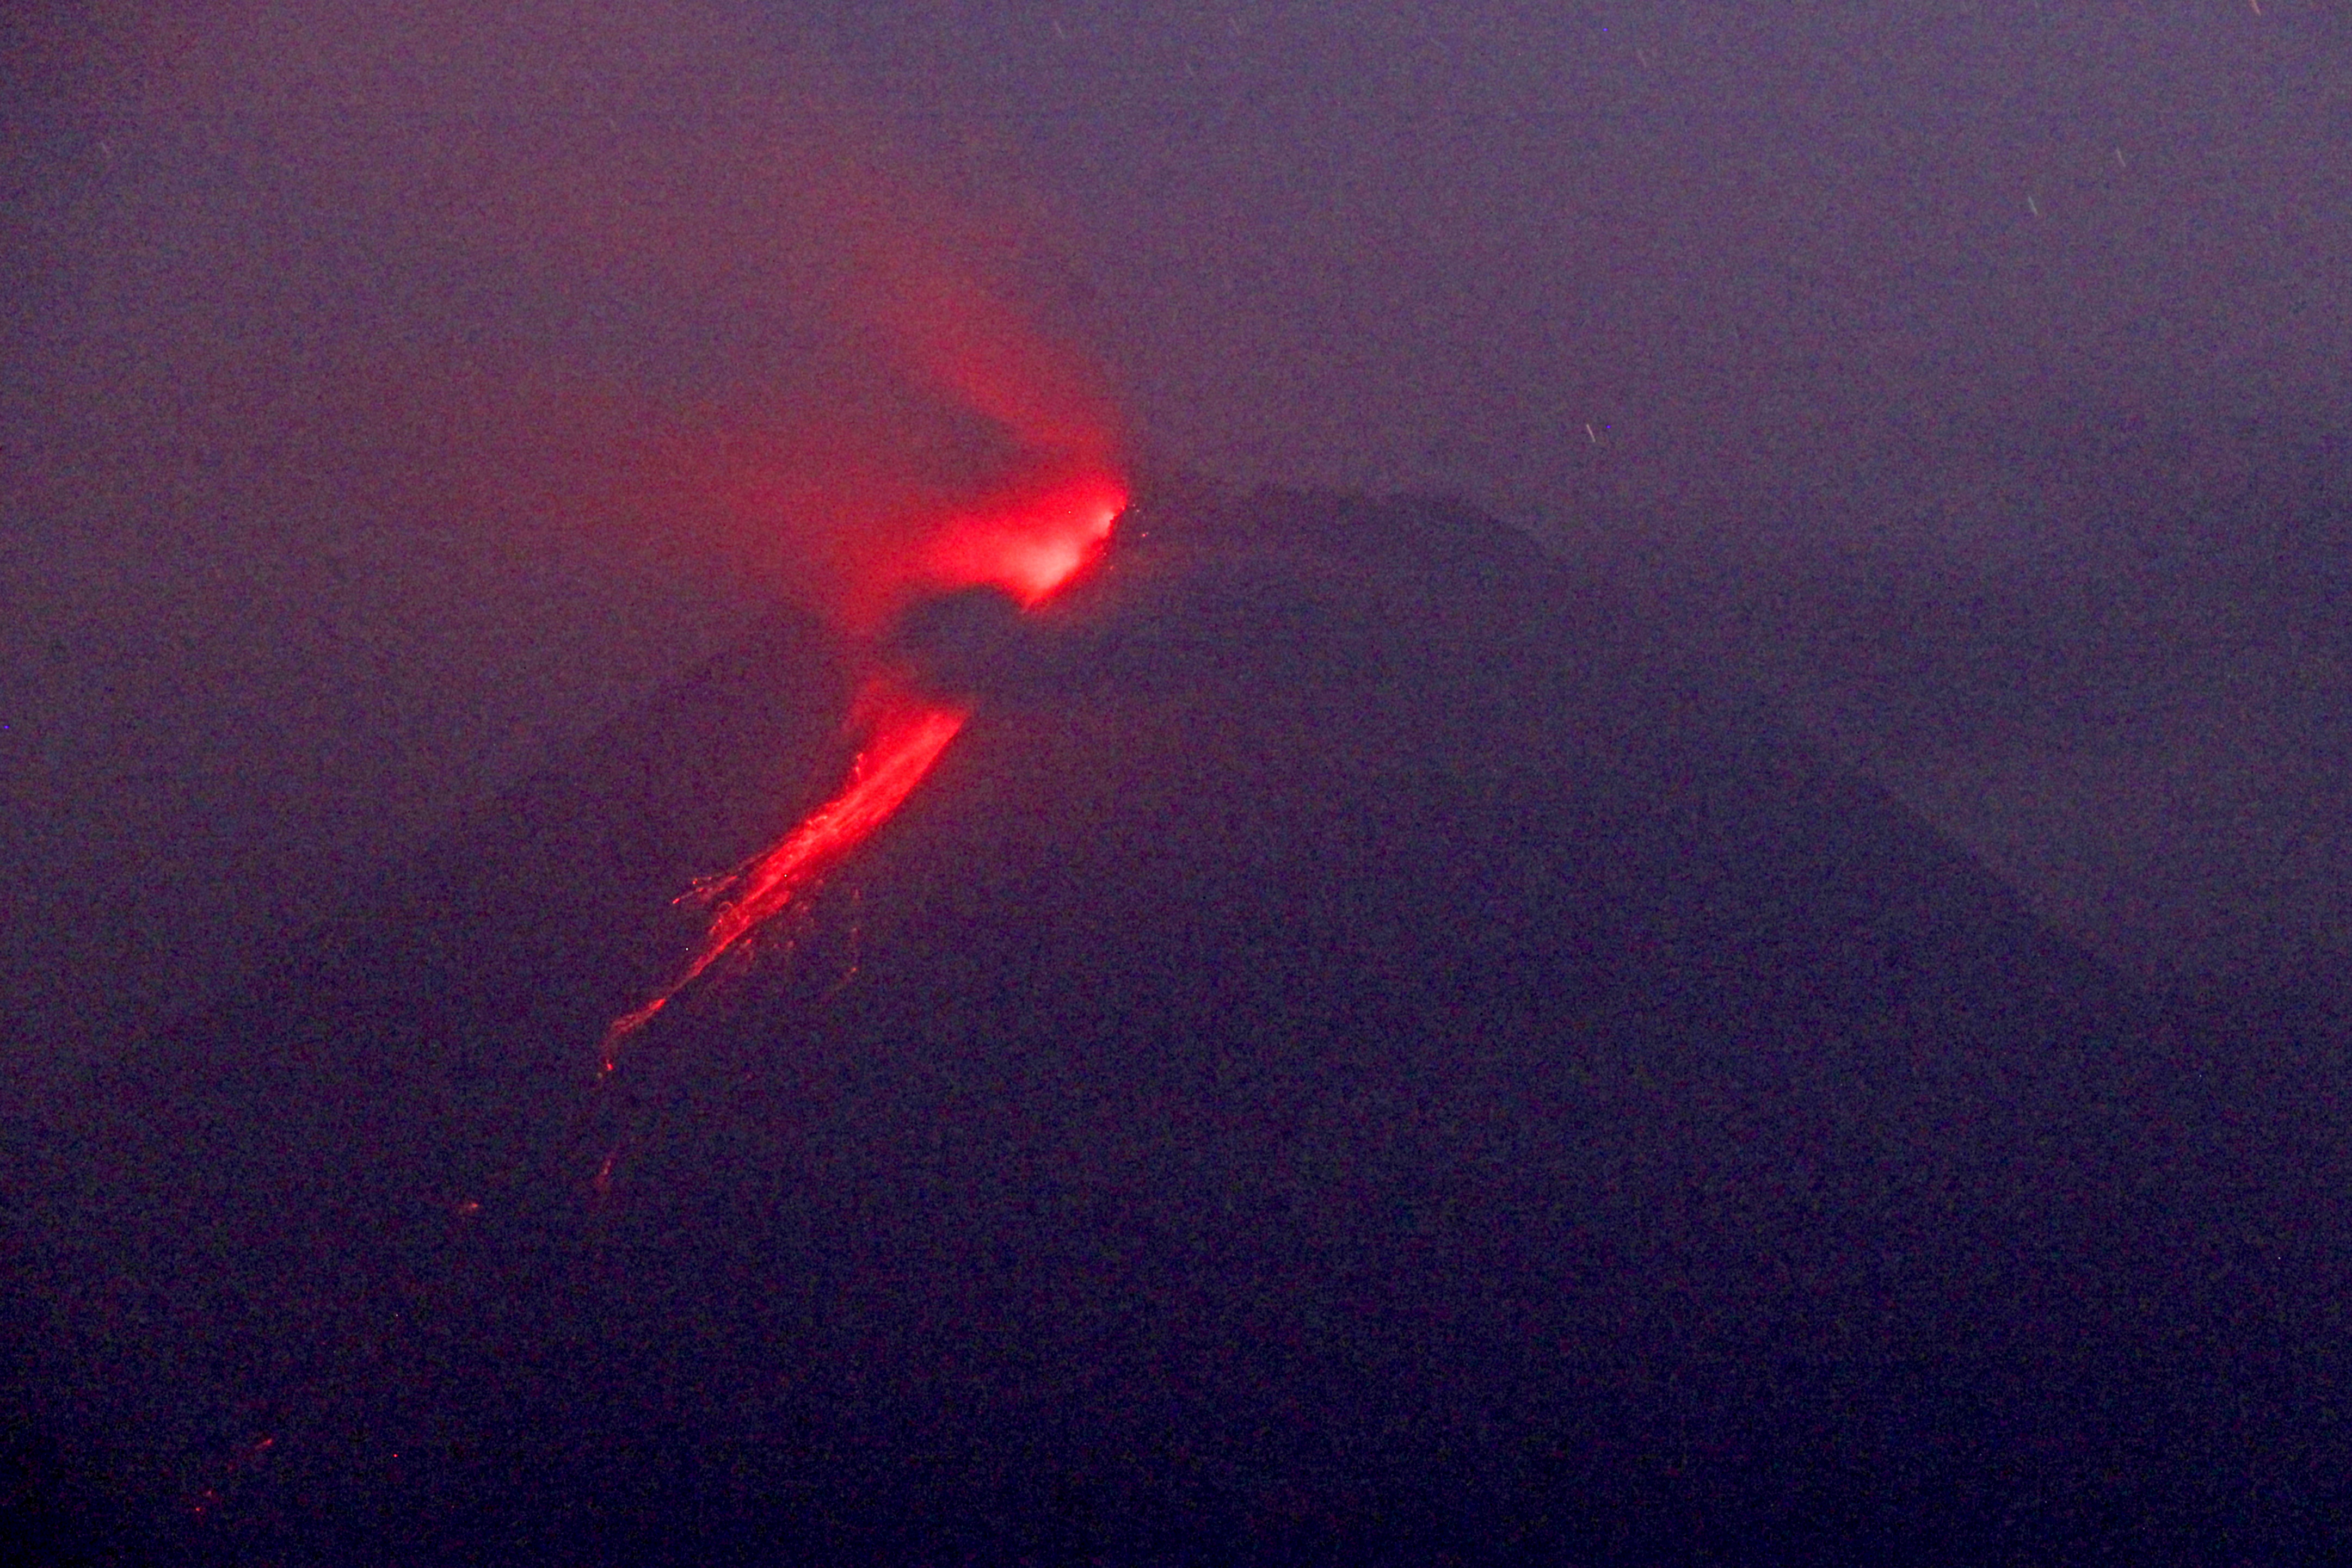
<box><xmin>296</xmin><ymin>3</ymin><xmax>1139</xmax><ymax>1069</ymax></box>
<box><xmin>598</xmin><ymin>123</ymin><xmax>1128</xmax><ymax>1060</ymax></box>
<box><xmin>816</xmin><ymin>459</ymin><xmax>1130</xmax><ymax>632</ymax></box>
<box><xmin>914</xmin><ymin>465</ymin><xmax>1129</xmax><ymax>609</ymax></box>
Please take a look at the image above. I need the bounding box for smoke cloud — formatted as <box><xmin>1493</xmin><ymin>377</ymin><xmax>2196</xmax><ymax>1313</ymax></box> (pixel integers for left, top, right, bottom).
<box><xmin>1</xmin><ymin>0</ymin><xmax>1120</xmax><ymax>1094</ymax></box>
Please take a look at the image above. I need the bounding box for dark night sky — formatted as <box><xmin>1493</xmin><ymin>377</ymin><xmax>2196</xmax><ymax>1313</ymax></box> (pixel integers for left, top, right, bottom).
<box><xmin>4</xmin><ymin>0</ymin><xmax>2349</xmax><ymax>1113</ymax></box>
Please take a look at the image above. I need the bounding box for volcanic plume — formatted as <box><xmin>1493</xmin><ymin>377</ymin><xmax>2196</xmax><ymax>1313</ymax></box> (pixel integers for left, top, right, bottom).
<box><xmin>2</xmin><ymin>0</ymin><xmax>1144</xmax><ymax>1091</ymax></box>
<box><xmin>71</xmin><ymin>1</ymin><xmax>1138</xmax><ymax>1066</ymax></box>
<box><xmin>584</xmin><ymin>118</ymin><xmax>1132</xmax><ymax>1059</ymax></box>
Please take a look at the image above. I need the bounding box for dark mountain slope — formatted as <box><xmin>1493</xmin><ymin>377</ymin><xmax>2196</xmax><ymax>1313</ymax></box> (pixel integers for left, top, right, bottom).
<box><xmin>12</xmin><ymin>485</ymin><xmax>2350</xmax><ymax>1562</ymax></box>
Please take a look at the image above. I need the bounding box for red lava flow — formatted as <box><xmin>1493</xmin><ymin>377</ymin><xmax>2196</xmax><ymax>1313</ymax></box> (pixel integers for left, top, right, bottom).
<box><xmin>600</xmin><ymin>462</ymin><xmax>1126</xmax><ymax>1067</ymax></box>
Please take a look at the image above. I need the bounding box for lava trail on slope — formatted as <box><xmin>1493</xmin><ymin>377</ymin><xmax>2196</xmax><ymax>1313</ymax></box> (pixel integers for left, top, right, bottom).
<box><xmin>600</xmin><ymin>462</ymin><xmax>1128</xmax><ymax>1063</ymax></box>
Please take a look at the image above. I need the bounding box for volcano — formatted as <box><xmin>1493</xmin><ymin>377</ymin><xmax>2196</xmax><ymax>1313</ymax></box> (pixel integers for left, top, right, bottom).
<box><xmin>10</xmin><ymin>485</ymin><xmax>2351</xmax><ymax>1562</ymax></box>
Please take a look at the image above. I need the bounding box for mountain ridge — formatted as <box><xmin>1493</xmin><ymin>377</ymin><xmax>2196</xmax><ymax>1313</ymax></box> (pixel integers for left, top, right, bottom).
<box><xmin>11</xmin><ymin>484</ymin><xmax>2349</xmax><ymax>1561</ymax></box>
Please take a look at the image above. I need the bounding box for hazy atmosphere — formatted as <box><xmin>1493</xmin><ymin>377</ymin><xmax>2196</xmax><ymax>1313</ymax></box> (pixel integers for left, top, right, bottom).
<box><xmin>5</xmin><ymin>1</ymin><xmax>2348</xmax><ymax>1088</ymax></box>
<box><xmin>11</xmin><ymin>5</ymin><xmax>2352</xmax><ymax>1558</ymax></box>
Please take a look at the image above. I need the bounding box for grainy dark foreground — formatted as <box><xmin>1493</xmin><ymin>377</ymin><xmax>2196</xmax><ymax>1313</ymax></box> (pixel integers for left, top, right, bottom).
<box><xmin>8</xmin><ymin>489</ymin><xmax>2348</xmax><ymax>1563</ymax></box>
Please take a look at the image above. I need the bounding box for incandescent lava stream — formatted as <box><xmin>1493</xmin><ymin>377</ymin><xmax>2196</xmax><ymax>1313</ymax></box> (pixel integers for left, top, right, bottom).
<box><xmin>600</xmin><ymin>462</ymin><xmax>1129</xmax><ymax>1066</ymax></box>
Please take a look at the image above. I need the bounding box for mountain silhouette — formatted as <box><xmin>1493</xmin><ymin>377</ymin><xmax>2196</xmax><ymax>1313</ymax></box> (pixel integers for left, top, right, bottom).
<box><xmin>10</xmin><ymin>484</ymin><xmax>2349</xmax><ymax>1562</ymax></box>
